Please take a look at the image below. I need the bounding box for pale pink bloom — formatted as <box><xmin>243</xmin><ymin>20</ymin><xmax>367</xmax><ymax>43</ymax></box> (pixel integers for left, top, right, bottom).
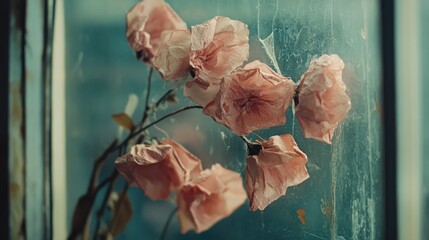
<box><xmin>177</xmin><ymin>164</ymin><xmax>247</xmax><ymax>233</ymax></box>
<box><xmin>115</xmin><ymin>140</ymin><xmax>202</xmax><ymax>200</ymax></box>
<box><xmin>203</xmin><ymin>61</ymin><xmax>295</xmax><ymax>136</ymax></box>
<box><xmin>153</xmin><ymin>30</ymin><xmax>191</xmax><ymax>79</ymax></box>
<box><xmin>184</xmin><ymin>16</ymin><xmax>249</xmax><ymax>106</ymax></box>
<box><xmin>126</xmin><ymin>0</ymin><xmax>187</xmax><ymax>63</ymax></box>
<box><xmin>183</xmin><ymin>79</ymin><xmax>221</xmax><ymax>107</ymax></box>
<box><xmin>295</xmin><ymin>54</ymin><xmax>351</xmax><ymax>144</ymax></box>
<box><xmin>246</xmin><ymin>134</ymin><xmax>309</xmax><ymax>211</ymax></box>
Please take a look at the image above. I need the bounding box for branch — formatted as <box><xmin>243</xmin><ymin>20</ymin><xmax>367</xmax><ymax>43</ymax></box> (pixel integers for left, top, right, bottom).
<box><xmin>107</xmin><ymin>183</ymin><xmax>130</xmax><ymax>233</ymax></box>
<box><xmin>159</xmin><ymin>207</ymin><xmax>178</xmax><ymax>240</ymax></box>
<box><xmin>239</xmin><ymin>136</ymin><xmax>252</xmax><ymax>145</ymax></box>
<box><xmin>92</xmin><ymin>170</ymin><xmax>119</xmax><ymax>240</ymax></box>
<box><xmin>68</xmin><ymin>139</ymin><xmax>118</xmax><ymax>240</ymax></box>
<box><xmin>114</xmin><ymin>105</ymin><xmax>203</xmax><ymax>152</ymax></box>
<box><xmin>88</xmin><ymin>139</ymin><xmax>118</xmax><ymax>193</ymax></box>
<box><xmin>155</xmin><ymin>89</ymin><xmax>175</xmax><ymax>108</ymax></box>
<box><xmin>239</xmin><ymin>135</ymin><xmax>262</xmax><ymax>156</ymax></box>
<box><xmin>140</xmin><ymin>67</ymin><xmax>154</xmax><ymax>128</ymax></box>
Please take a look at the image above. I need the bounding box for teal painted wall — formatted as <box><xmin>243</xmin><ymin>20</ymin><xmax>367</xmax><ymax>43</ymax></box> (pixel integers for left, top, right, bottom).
<box><xmin>64</xmin><ymin>0</ymin><xmax>382</xmax><ymax>239</ymax></box>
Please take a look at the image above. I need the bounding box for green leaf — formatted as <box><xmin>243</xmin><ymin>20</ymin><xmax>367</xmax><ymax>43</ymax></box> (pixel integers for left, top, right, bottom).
<box><xmin>112</xmin><ymin>113</ymin><xmax>134</xmax><ymax>132</ymax></box>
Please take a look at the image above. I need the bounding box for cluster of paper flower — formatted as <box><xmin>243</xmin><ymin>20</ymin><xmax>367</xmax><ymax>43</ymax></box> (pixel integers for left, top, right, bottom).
<box><xmin>116</xmin><ymin>0</ymin><xmax>351</xmax><ymax>234</ymax></box>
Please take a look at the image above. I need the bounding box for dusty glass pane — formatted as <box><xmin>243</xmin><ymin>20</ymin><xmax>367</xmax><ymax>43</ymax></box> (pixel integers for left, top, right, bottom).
<box><xmin>64</xmin><ymin>0</ymin><xmax>382</xmax><ymax>239</ymax></box>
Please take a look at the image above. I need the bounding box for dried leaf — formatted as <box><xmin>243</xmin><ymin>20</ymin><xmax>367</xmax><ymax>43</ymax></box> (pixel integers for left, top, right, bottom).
<box><xmin>297</xmin><ymin>208</ymin><xmax>306</xmax><ymax>224</ymax></box>
<box><xmin>112</xmin><ymin>113</ymin><xmax>134</xmax><ymax>132</ymax></box>
<box><xmin>98</xmin><ymin>230</ymin><xmax>113</xmax><ymax>240</ymax></box>
<box><xmin>374</xmin><ymin>99</ymin><xmax>383</xmax><ymax>118</ymax></box>
<box><xmin>110</xmin><ymin>194</ymin><xmax>133</xmax><ymax>236</ymax></box>
<box><xmin>166</xmin><ymin>92</ymin><xmax>178</xmax><ymax>104</ymax></box>
<box><xmin>124</xmin><ymin>94</ymin><xmax>139</xmax><ymax>116</ymax></box>
<box><xmin>70</xmin><ymin>194</ymin><xmax>94</xmax><ymax>237</ymax></box>
<box><xmin>107</xmin><ymin>192</ymin><xmax>119</xmax><ymax>211</ymax></box>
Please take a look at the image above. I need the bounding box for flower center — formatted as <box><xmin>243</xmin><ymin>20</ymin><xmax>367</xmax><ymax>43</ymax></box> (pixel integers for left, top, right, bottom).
<box><xmin>236</xmin><ymin>93</ymin><xmax>259</xmax><ymax>112</ymax></box>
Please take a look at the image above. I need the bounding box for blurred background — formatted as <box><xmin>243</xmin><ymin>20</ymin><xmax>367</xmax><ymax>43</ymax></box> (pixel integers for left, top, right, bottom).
<box><xmin>1</xmin><ymin>0</ymin><xmax>427</xmax><ymax>239</ymax></box>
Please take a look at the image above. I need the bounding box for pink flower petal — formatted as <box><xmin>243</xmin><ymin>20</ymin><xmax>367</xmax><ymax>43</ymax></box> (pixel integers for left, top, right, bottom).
<box><xmin>115</xmin><ymin>140</ymin><xmax>202</xmax><ymax>200</ymax></box>
<box><xmin>245</xmin><ymin>134</ymin><xmax>309</xmax><ymax>211</ymax></box>
<box><xmin>177</xmin><ymin>164</ymin><xmax>247</xmax><ymax>233</ymax></box>
<box><xmin>203</xmin><ymin>60</ymin><xmax>295</xmax><ymax>136</ymax></box>
<box><xmin>126</xmin><ymin>0</ymin><xmax>187</xmax><ymax>63</ymax></box>
<box><xmin>295</xmin><ymin>54</ymin><xmax>351</xmax><ymax>144</ymax></box>
<box><xmin>184</xmin><ymin>16</ymin><xmax>249</xmax><ymax>106</ymax></box>
<box><xmin>183</xmin><ymin>79</ymin><xmax>221</xmax><ymax>107</ymax></box>
<box><xmin>153</xmin><ymin>30</ymin><xmax>191</xmax><ymax>80</ymax></box>
<box><xmin>162</xmin><ymin>139</ymin><xmax>202</xmax><ymax>180</ymax></box>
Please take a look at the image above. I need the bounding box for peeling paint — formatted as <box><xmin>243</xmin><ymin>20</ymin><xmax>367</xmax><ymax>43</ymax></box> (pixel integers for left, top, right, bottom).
<box><xmin>9</xmin><ymin>82</ymin><xmax>25</xmax><ymax>240</ymax></box>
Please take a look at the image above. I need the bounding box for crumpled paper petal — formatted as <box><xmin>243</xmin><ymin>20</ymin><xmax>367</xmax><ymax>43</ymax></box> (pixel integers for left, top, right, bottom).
<box><xmin>153</xmin><ymin>30</ymin><xmax>191</xmax><ymax>80</ymax></box>
<box><xmin>126</xmin><ymin>0</ymin><xmax>187</xmax><ymax>63</ymax></box>
<box><xmin>177</xmin><ymin>164</ymin><xmax>247</xmax><ymax>233</ymax></box>
<box><xmin>115</xmin><ymin>140</ymin><xmax>202</xmax><ymax>200</ymax></box>
<box><xmin>295</xmin><ymin>54</ymin><xmax>351</xmax><ymax>144</ymax></box>
<box><xmin>203</xmin><ymin>60</ymin><xmax>295</xmax><ymax>136</ymax></box>
<box><xmin>184</xmin><ymin>16</ymin><xmax>249</xmax><ymax>106</ymax></box>
<box><xmin>245</xmin><ymin>134</ymin><xmax>309</xmax><ymax>211</ymax></box>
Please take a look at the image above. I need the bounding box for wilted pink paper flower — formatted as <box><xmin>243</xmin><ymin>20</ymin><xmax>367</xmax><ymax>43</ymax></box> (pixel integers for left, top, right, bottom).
<box><xmin>115</xmin><ymin>140</ymin><xmax>202</xmax><ymax>200</ymax></box>
<box><xmin>184</xmin><ymin>16</ymin><xmax>249</xmax><ymax>106</ymax></box>
<box><xmin>295</xmin><ymin>54</ymin><xmax>351</xmax><ymax>144</ymax></box>
<box><xmin>203</xmin><ymin>61</ymin><xmax>295</xmax><ymax>136</ymax></box>
<box><xmin>246</xmin><ymin>134</ymin><xmax>309</xmax><ymax>211</ymax></box>
<box><xmin>153</xmin><ymin>30</ymin><xmax>191</xmax><ymax>79</ymax></box>
<box><xmin>177</xmin><ymin>164</ymin><xmax>247</xmax><ymax>233</ymax></box>
<box><xmin>126</xmin><ymin>0</ymin><xmax>187</xmax><ymax>63</ymax></box>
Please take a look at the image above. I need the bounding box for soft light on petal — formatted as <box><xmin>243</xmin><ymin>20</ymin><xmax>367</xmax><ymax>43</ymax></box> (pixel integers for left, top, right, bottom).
<box><xmin>126</xmin><ymin>0</ymin><xmax>187</xmax><ymax>63</ymax></box>
<box><xmin>203</xmin><ymin>61</ymin><xmax>295</xmax><ymax>136</ymax></box>
<box><xmin>177</xmin><ymin>164</ymin><xmax>247</xmax><ymax>233</ymax></box>
<box><xmin>295</xmin><ymin>54</ymin><xmax>351</xmax><ymax>144</ymax></box>
<box><xmin>115</xmin><ymin>140</ymin><xmax>202</xmax><ymax>200</ymax></box>
<box><xmin>153</xmin><ymin>30</ymin><xmax>191</xmax><ymax>80</ymax></box>
<box><xmin>183</xmin><ymin>79</ymin><xmax>221</xmax><ymax>107</ymax></box>
<box><xmin>245</xmin><ymin>134</ymin><xmax>309</xmax><ymax>211</ymax></box>
<box><xmin>184</xmin><ymin>16</ymin><xmax>249</xmax><ymax>106</ymax></box>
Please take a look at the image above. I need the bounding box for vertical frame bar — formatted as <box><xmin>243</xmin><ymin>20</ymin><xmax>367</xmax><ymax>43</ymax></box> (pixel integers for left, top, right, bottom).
<box><xmin>25</xmin><ymin>0</ymin><xmax>56</xmax><ymax>238</ymax></box>
<box><xmin>6</xmin><ymin>0</ymin><xmax>56</xmax><ymax>238</ymax></box>
<box><xmin>396</xmin><ymin>0</ymin><xmax>423</xmax><ymax>239</ymax></box>
<box><xmin>8</xmin><ymin>0</ymin><xmax>27</xmax><ymax>238</ymax></box>
<box><xmin>380</xmin><ymin>0</ymin><xmax>398</xmax><ymax>239</ymax></box>
<box><xmin>25</xmin><ymin>1</ymin><xmax>46</xmax><ymax>238</ymax></box>
<box><xmin>0</xmin><ymin>0</ymin><xmax>11</xmax><ymax>239</ymax></box>
<box><xmin>420</xmin><ymin>1</ymin><xmax>429</xmax><ymax>238</ymax></box>
<box><xmin>52</xmin><ymin>0</ymin><xmax>67</xmax><ymax>238</ymax></box>
<box><xmin>43</xmin><ymin>0</ymin><xmax>56</xmax><ymax>238</ymax></box>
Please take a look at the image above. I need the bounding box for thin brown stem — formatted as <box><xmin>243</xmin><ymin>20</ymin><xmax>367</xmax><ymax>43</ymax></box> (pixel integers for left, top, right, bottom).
<box><xmin>114</xmin><ymin>105</ymin><xmax>202</xmax><ymax>152</ymax></box>
<box><xmin>159</xmin><ymin>208</ymin><xmax>178</xmax><ymax>240</ymax></box>
<box><xmin>90</xmin><ymin>91</ymin><xmax>199</xmax><ymax>240</ymax></box>
<box><xmin>240</xmin><ymin>136</ymin><xmax>262</xmax><ymax>156</ymax></box>
<box><xmin>68</xmin><ymin>139</ymin><xmax>118</xmax><ymax>240</ymax></box>
<box><xmin>140</xmin><ymin>67</ymin><xmax>154</xmax><ymax>129</ymax></box>
<box><xmin>107</xmin><ymin>183</ymin><xmax>130</xmax><ymax>232</ymax></box>
<box><xmin>93</xmin><ymin>173</ymin><xmax>117</xmax><ymax>196</ymax></box>
<box><xmin>239</xmin><ymin>135</ymin><xmax>252</xmax><ymax>145</ymax></box>
<box><xmin>69</xmin><ymin>65</ymin><xmax>201</xmax><ymax>239</ymax></box>
<box><xmin>92</xmin><ymin>170</ymin><xmax>120</xmax><ymax>240</ymax></box>
<box><xmin>88</xmin><ymin>139</ymin><xmax>118</xmax><ymax>193</ymax></box>
<box><xmin>140</xmin><ymin>106</ymin><xmax>202</xmax><ymax>133</ymax></box>
<box><xmin>155</xmin><ymin>89</ymin><xmax>175</xmax><ymax>108</ymax></box>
